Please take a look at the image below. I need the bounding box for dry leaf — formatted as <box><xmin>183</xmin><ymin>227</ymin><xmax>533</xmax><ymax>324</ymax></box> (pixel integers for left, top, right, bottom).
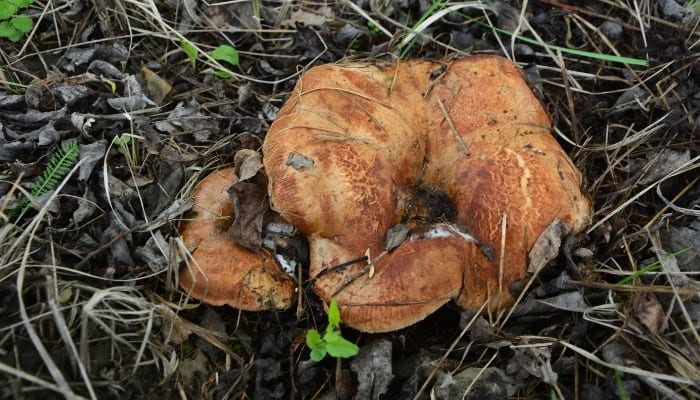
<box><xmin>514</xmin><ymin>346</ymin><xmax>558</xmax><ymax>385</ymax></box>
<box><xmin>350</xmin><ymin>339</ymin><xmax>393</xmax><ymax>400</ymax></box>
<box><xmin>528</xmin><ymin>219</ymin><xmax>569</xmax><ymax>274</ymax></box>
<box><xmin>227</xmin><ymin>181</ymin><xmax>268</xmax><ymax>252</ymax></box>
<box><xmin>142</xmin><ymin>65</ymin><xmax>172</xmax><ymax>105</ymax></box>
<box><xmin>632</xmin><ymin>292</ymin><xmax>666</xmax><ymax>334</ymax></box>
<box><xmin>234</xmin><ymin>149</ymin><xmax>264</xmax><ymax>181</ymax></box>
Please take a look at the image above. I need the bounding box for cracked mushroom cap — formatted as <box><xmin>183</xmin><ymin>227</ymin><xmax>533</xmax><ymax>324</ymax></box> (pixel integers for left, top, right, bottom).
<box><xmin>263</xmin><ymin>55</ymin><xmax>592</xmax><ymax>332</ymax></box>
<box><xmin>179</xmin><ymin>168</ymin><xmax>296</xmax><ymax>311</ymax></box>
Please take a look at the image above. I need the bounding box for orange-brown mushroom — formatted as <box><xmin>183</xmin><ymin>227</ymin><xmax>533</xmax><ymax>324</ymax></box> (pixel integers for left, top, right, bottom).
<box><xmin>263</xmin><ymin>55</ymin><xmax>591</xmax><ymax>332</ymax></box>
<box><xmin>179</xmin><ymin>168</ymin><xmax>296</xmax><ymax>311</ymax></box>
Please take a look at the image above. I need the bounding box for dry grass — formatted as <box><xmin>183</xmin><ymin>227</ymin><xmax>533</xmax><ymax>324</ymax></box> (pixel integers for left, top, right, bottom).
<box><xmin>0</xmin><ymin>0</ymin><xmax>698</xmax><ymax>399</ymax></box>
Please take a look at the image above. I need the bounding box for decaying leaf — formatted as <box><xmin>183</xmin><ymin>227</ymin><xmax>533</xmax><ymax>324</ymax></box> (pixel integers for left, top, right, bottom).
<box><xmin>652</xmin><ymin>247</ymin><xmax>689</xmax><ymax>287</ymax></box>
<box><xmin>513</xmin><ymin>346</ymin><xmax>558</xmax><ymax>385</ymax></box>
<box><xmin>134</xmin><ymin>230</ymin><xmax>169</xmax><ymax>272</ymax></box>
<box><xmin>385</xmin><ymin>223</ymin><xmax>410</xmax><ymax>251</ymax></box>
<box><xmin>70</xmin><ymin>113</ymin><xmax>95</xmax><ymax>134</ymax></box>
<box><xmin>154</xmin><ymin>100</ymin><xmax>219</xmax><ymax>141</ymax></box>
<box><xmin>447</xmin><ymin>367</ymin><xmax>517</xmax><ymax>400</ymax></box>
<box><xmin>281</xmin><ymin>6</ymin><xmax>335</xmax><ymax>27</ymax></box>
<box><xmin>659</xmin><ymin>221</ymin><xmax>700</xmax><ymax>272</ymax></box>
<box><xmin>142</xmin><ymin>65</ymin><xmax>172</xmax><ymax>105</ymax></box>
<box><xmin>528</xmin><ymin>219</ymin><xmax>569</xmax><ymax>274</ymax></box>
<box><xmin>632</xmin><ymin>292</ymin><xmax>666</xmax><ymax>334</ymax></box>
<box><xmin>107</xmin><ymin>94</ymin><xmax>157</xmax><ymax>111</ymax></box>
<box><xmin>234</xmin><ymin>149</ymin><xmax>264</xmax><ymax>181</ymax></box>
<box><xmin>350</xmin><ymin>339</ymin><xmax>393</xmax><ymax>400</ymax></box>
<box><xmin>638</xmin><ymin>149</ymin><xmax>691</xmax><ymax>185</ymax></box>
<box><xmin>227</xmin><ymin>181</ymin><xmax>267</xmax><ymax>252</ymax></box>
<box><xmin>78</xmin><ymin>140</ymin><xmax>106</xmax><ymax>181</ymax></box>
<box><xmin>52</xmin><ymin>83</ymin><xmax>92</xmax><ymax>105</ymax></box>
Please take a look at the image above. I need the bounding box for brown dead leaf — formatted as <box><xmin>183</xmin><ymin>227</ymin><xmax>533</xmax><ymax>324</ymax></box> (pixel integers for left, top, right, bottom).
<box><xmin>142</xmin><ymin>65</ymin><xmax>172</xmax><ymax>105</ymax></box>
<box><xmin>528</xmin><ymin>219</ymin><xmax>569</xmax><ymax>274</ymax></box>
<box><xmin>513</xmin><ymin>346</ymin><xmax>558</xmax><ymax>385</ymax></box>
<box><xmin>234</xmin><ymin>149</ymin><xmax>264</xmax><ymax>181</ymax></box>
<box><xmin>227</xmin><ymin>181</ymin><xmax>268</xmax><ymax>252</ymax></box>
<box><xmin>632</xmin><ymin>292</ymin><xmax>666</xmax><ymax>334</ymax></box>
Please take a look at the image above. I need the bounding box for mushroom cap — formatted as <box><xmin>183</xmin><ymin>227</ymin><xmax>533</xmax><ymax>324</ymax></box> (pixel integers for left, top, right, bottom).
<box><xmin>263</xmin><ymin>55</ymin><xmax>592</xmax><ymax>332</ymax></box>
<box><xmin>179</xmin><ymin>168</ymin><xmax>296</xmax><ymax>311</ymax></box>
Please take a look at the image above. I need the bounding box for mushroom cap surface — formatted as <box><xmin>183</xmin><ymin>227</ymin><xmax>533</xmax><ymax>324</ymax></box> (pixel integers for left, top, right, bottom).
<box><xmin>264</xmin><ymin>55</ymin><xmax>591</xmax><ymax>332</ymax></box>
<box><xmin>179</xmin><ymin>168</ymin><xmax>296</xmax><ymax>311</ymax></box>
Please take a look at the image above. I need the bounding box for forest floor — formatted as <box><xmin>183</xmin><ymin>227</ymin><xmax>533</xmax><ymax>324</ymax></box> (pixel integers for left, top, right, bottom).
<box><xmin>1</xmin><ymin>1</ymin><xmax>699</xmax><ymax>399</ymax></box>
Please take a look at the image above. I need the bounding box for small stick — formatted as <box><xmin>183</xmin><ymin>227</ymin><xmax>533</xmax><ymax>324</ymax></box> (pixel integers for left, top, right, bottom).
<box><xmin>437</xmin><ymin>98</ymin><xmax>469</xmax><ymax>155</ymax></box>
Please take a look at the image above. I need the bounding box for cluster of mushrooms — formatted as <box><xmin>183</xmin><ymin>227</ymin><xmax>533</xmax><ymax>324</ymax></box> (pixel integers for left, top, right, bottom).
<box><xmin>179</xmin><ymin>55</ymin><xmax>592</xmax><ymax>333</ymax></box>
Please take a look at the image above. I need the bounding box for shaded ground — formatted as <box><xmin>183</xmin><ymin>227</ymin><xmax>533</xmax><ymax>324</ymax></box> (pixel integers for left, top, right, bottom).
<box><xmin>1</xmin><ymin>1</ymin><xmax>699</xmax><ymax>399</ymax></box>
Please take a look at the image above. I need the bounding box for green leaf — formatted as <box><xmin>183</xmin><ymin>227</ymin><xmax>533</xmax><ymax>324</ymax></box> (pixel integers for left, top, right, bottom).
<box><xmin>10</xmin><ymin>14</ymin><xmax>31</xmax><ymax>33</ymax></box>
<box><xmin>211</xmin><ymin>44</ymin><xmax>239</xmax><ymax>66</ymax></box>
<box><xmin>213</xmin><ymin>69</ymin><xmax>231</xmax><ymax>79</ymax></box>
<box><xmin>326</xmin><ymin>337</ymin><xmax>359</xmax><ymax>358</ymax></box>
<box><xmin>0</xmin><ymin>21</ymin><xmax>21</xmax><ymax>42</ymax></box>
<box><xmin>306</xmin><ymin>329</ymin><xmax>328</xmax><ymax>361</ymax></box>
<box><xmin>310</xmin><ymin>347</ymin><xmax>327</xmax><ymax>362</ymax></box>
<box><xmin>8</xmin><ymin>0</ymin><xmax>34</xmax><ymax>8</ymax></box>
<box><xmin>327</xmin><ymin>299</ymin><xmax>341</xmax><ymax>327</ymax></box>
<box><xmin>0</xmin><ymin>3</ymin><xmax>17</xmax><ymax>20</ymax></box>
<box><xmin>180</xmin><ymin>39</ymin><xmax>197</xmax><ymax>70</ymax></box>
<box><xmin>112</xmin><ymin>134</ymin><xmax>132</xmax><ymax>155</ymax></box>
<box><xmin>305</xmin><ymin>329</ymin><xmax>323</xmax><ymax>349</ymax></box>
<box><xmin>323</xmin><ymin>329</ymin><xmax>342</xmax><ymax>343</ymax></box>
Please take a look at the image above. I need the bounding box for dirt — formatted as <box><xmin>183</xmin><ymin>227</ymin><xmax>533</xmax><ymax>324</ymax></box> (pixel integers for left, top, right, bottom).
<box><xmin>0</xmin><ymin>1</ymin><xmax>698</xmax><ymax>399</ymax></box>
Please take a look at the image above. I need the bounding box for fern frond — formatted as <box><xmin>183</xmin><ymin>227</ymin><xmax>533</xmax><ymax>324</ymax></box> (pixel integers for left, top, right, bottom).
<box><xmin>31</xmin><ymin>140</ymin><xmax>80</xmax><ymax>199</ymax></box>
<box><xmin>11</xmin><ymin>139</ymin><xmax>80</xmax><ymax>222</ymax></box>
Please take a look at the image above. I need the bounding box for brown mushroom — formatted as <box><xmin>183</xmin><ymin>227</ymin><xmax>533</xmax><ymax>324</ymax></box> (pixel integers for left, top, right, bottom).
<box><xmin>179</xmin><ymin>168</ymin><xmax>296</xmax><ymax>311</ymax></box>
<box><xmin>263</xmin><ymin>55</ymin><xmax>591</xmax><ymax>332</ymax></box>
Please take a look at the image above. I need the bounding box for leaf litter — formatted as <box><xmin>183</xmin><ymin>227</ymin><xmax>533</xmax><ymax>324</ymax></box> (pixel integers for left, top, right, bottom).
<box><xmin>0</xmin><ymin>1</ymin><xmax>699</xmax><ymax>399</ymax></box>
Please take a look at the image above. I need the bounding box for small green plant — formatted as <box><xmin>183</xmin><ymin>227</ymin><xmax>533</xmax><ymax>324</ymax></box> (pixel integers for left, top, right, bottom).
<box><xmin>613</xmin><ymin>366</ymin><xmax>630</xmax><ymax>400</ymax></box>
<box><xmin>305</xmin><ymin>299</ymin><xmax>359</xmax><ymax>361</ymax></box>
<box><xmin>179</xmin><ymin>39</ymin><xmax>240</xmax><ymax>78</ymax></box>
<box><xmin>398</xmin><ymin>0</ymin><xmax>447</xmax><ymax>59</ymax></box>
<box><xmin>689</xmin><ymin>0</ymin><xmax>700</xmax><ymax>12</ymax></box>
<box><xmin>181</xmin><ymin>39</ymin><xmax>198</xmax><ymax>70</ymax></box>
<box><xmin>367</xmin><ymin>21</ymin><xmax>380</xmax><ymax>35</ymax></box>
<box><xmin>112</xmin><ymin>133</ymin><xmax>139</xmax><ymax>166</ymax></box>
<box><xmin>10</xmin><ymin>139</ymin><xmax>80</xmax><ymax>221</ymax></box>
<box><xmin>0</xmin><ymin>0</ymin><xmax>33</xmax><ymax>42</ymax></box>
<box><xmin>616</xmin><ymin>247</ymin><xmax>691</xmax><ymax>285</ymax></box>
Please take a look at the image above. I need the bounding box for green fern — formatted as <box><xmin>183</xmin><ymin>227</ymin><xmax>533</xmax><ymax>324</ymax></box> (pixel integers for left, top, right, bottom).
<box><xmin>11</xmin><ymin>139</ymin><xmax>80</xmax><ymax>221</ymax></box>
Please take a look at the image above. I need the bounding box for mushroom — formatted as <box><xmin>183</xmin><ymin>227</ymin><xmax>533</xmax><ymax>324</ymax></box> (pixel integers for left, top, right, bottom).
<box><xmin>179</xmin><ymin>168</ymin><xmax>296</xmax><ymax>311</ymax></box>
<box><xmin>263</xmin><ymin>55</ymin><xmax>591</xmax><ymax>332</ymax></box>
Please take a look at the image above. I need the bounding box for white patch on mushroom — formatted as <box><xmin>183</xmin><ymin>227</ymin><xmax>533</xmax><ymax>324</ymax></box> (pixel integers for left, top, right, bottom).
<box><xmin>266</xmin><ymin>222</ymin><xmax>296</xmax><ymax>235</ymax></box>
<box><xmin>275</xmin><ymin>253</ymin><xmax>297</xmax><ymax>276</ymax></box>
<box><xmin>412</xmin><ymin>223</ymin><xmax>475</xmax><ymax>243</ymax></box>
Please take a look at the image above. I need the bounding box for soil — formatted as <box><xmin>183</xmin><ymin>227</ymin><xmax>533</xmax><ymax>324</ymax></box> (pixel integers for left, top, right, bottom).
<box><xmin>0</xmin><ymin>1</ymin><xmax>699</xmax><ymax>399</ymax></box>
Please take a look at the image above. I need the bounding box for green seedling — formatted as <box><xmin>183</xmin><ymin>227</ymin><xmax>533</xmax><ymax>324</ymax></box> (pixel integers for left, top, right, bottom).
<box><xmin>0</xmin><ymin>0</ymin><xmax>33</xmax><ymax>42</ymax></box>
<box><xmin>112</xmin><ymin>133</ymin><xmax>139</xmax><ymax>166</ymax></box>
<box><xmin>367</xmin><ymin>21</ymin><xmax>380</xmax><ymax>35</ymax></box>
<box><xmin>181</xmin><ymin>39</ymin><xmax>198</xmax><ymax>70</ymax></box>
<box><xmin>10</xmin><ymin>139</ymin><xmax>80</xmax><ymax>221</ymax></box>
<box><xmin>305</xmin><ymin>299</ymin><xmax>359</xmax><ymax>362</ymax></box>
<box><xmin>210</xmin><ymin>44</ymin><xmax>239</xmax><ymax>78</ymax></box>
<box><xmin>179</xmin><ymin>40</ymin><xmax>240</xmax><ymax>78</ymax></box>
